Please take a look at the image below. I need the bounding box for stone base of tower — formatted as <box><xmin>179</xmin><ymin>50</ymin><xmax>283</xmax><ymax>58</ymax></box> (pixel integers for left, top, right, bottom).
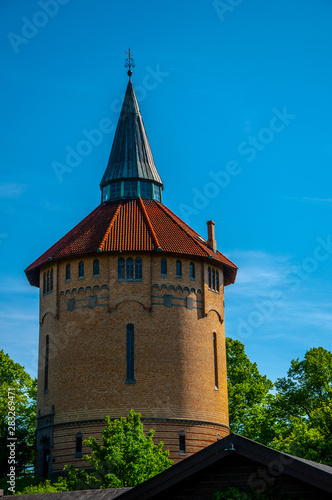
<box><xmin>39</xmin><ymin>418</ymin><xmax>229</xmax><ymax>476</ymax></box>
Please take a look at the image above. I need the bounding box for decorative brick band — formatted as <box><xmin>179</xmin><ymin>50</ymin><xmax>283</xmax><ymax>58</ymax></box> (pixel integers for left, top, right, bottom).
<box><xmin>51</xmin><ymin>417</ymin><xmax>230</xmax><ymax>432</ymax></box>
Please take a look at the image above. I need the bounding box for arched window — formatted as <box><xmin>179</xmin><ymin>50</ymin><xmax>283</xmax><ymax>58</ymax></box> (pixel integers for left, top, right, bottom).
<box><xmin>190</xmin><ymin>262</ymin><xmax>195</xmax><ymax>280</ymax></box>
<box><xmin>176</xmin><ymin>260</ymin><xmax>182</xmax><ymax>277</ymax></box>
<box><xmin>212</xmin><ymin>269</ymin><xmax>216</xmax><ymax>290</ymax></box>
<box><xmin>93</xmin><ymin>259</ymin><xmax>99</xmax><ymax>277</ymax></box>
<box><xmin>161</xmin><ymin>258</ymin><xmax>167</xmax><ymax>276</ymax></box>
<box><xmin>78</xmin><ymin>261</ymin><xmax>84</xmax><ymax>279</ymax></box>
<box><xmin>46</xmin><ymin>270</ymin><xmax>50</xmax><ymax>293</ymax></box>
<box><xmin>43</xmin><ymin>273</ymin><xmax>46</xmax><ymax>295</ymax></box>
<box><xmin>216</xmin><ymin>270</ymin><xmax>219</xmax><ymax>291</ymax></box>
<box><xmin>44</xmin><ymin>335</ymin><xmax>49</xmax><ymax>392</ymax></box>
<box><xmin>135</xmin><ymin>258</ymin><xmax>142</xmax><ymax>280</ymax></box>
<box><xmin>213</xmin><ymin>332</ymin><xmax>218</xmax><ymax>389</ymax></box>
<box><xmin>118</xmin><ymin>258</ymin><xmax>125</xmax><ymax>280</ymax></box>
<box><xmin>66</xmin><ymin>263</ymin><xmax>71</xmax><ymax>282</ymax></box>
<box><xmin>126</xmin><ymin>258</ymin><xmax>134</xmax><ymax>280</ymax></box>
<box><xmin>179</xmin><ymin>431</ymin><xmax>186</xmax><ymax>455</ymax></box>
<box><xmin>50</xmin><ymin>269</ymin><xmax>53</xmax><ymax>292</ymax></box>
<box><xmin>126</xmin><ymin>324</ymin><xmax>135</xmax><ymax>383</ymax></box>
<box><xmin>208</xmin><ymin>267</ymin><xmax>212</xmax><ymax>289</ymax></box>
<box><xmin>75</xmin><ymin>433</ymin><xmax>83</xmax><ymax>458</ymax></box>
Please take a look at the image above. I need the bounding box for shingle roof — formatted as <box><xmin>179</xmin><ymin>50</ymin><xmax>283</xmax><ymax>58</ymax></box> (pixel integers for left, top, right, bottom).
<box><xmin>25</xmin><ymin>199</ymin><xmax>237</xmax><ymax>287</ymax></box>
<box><xmin>100</xmin><ymin>79</ymin><xmax>163</xmax><ymax>188</ymax></box>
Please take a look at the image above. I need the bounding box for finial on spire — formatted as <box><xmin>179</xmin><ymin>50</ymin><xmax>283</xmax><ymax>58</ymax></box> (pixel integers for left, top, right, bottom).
<box><xmin>125</xmin><ymin>48</ymin><xmax>135</xmax><ymax>78</ymax></box>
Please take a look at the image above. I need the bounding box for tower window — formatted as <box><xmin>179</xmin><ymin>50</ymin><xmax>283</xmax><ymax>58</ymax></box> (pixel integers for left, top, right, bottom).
<box><xmin>118</xmin><ymin>258</ymin><xmax>125</xmax><ymax>280</ymax></box>
<box><xmin>124</xmin><ymin>181</ymin><xmax>137</xmax><ymax>198</ymax></box>
<box><xmin>110</xmin><ymin>182</ymin><xmax>121</xmax><ymax>200</ymax></box>
<box><xmin>176</xmin><ymin>260</ymin><xmax>182</xmax><ymax>278</ymax></box>
<box><xmin>126</xmin><ymin>324</ymin><xmax>135</xmax><ymax>384</ymax></box>
<box><xmin>161</xmin><ymin>258</ymin><xmax>167</xmax><ymax>276</ymax></box>
<box><xmin>47</xmin><ymin>270</ymin><xmax>50</xmax><ymax>293</ymax></box>
<box><xmin>43</xmin><ymin>273</ymin><xmax>46</xmax><ymax>295</ymax></box>
<box><xmin>50</xmin><ymin>269</ymin><xmax>53</xmax><ymax>292</ymax></box>
<box><xmin>190</xmin><ymin>262</ymin><xmax>195</xmax><ymax>280</ymax></box>
<box><xmin>126</xmin><ymin>258</ymin><xmax>134</xmax><ymax>280</ymax></box>
<box><xmin>135</xmin><ymin>258</ymin><xmax>142</xmax><ymax>280</ymax></box>
<box><xmin>140</xmin><ymin>181</ymin><xmax>152</xmax><ymax>199</ymax></box>
<box><xmin>208</xmin><ymin>266</ymin><xmax>220</xmax><ymax>292</ymax></box>
<box><xmin>78</xmin><ymin>261</ymin><xmax>84</xmax><ymax>279</ymax></box>
<box><xmin>213</xmin><ymin>332</ymin><xmax>219</xmax><ymax>390</ymax></box>
<box><xmin>75</xmin><ymin>433</ymin><xmax>83</xmax><ymax>458</ymax></box>
<box><xmin>66</xmin><ymin>263</ymin><xmax>71</xmax><ymax>282</ymax></box>
<box><xmin>93</xmin><ymin>259</ymin><xmax>99</xmax><ymax>277</ymax></box>
<box><xmin>153</xmin><ymin>184</ymin><xmax>161</xmax><ymax>202</ymax></box>
<box><xmin>118</xmin><ymin>258</ymin><xmax>143</xmax><ymax>281</ymax></box>
<box><xmin>44</xmin><ymin>335</ymin><xmax>49</xmax><ymax>393</ymax></box>
<box><xmin>179</xmin><ymin>431</ymin><xmax>186</xmax><ymax>455</ymax></box>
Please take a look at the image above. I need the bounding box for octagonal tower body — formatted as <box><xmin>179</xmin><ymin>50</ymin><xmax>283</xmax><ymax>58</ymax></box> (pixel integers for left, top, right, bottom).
<box><xmin>25</xmin><ymin>76</ymin><xmax>237</xmax><ymax>477</ymax></box>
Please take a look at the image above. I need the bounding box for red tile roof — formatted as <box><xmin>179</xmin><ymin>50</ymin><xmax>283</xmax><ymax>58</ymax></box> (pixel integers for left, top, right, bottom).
<box><xmin>25</xmin><ymin>199</ymin><xmax>237</xmax><ymax>287</ymax></box>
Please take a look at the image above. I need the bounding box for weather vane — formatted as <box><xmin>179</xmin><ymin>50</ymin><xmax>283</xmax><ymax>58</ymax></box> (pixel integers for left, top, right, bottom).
<box><xmin>125</xmin><ymin>48</ymin><xmax>135</xmax><ymax>78</ymax></box>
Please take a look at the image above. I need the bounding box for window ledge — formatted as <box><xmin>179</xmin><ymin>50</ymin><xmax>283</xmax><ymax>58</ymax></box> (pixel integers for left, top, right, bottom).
<box><xmin>65</xmin><ymin>279</ymin><xmax>71</xmax><ymax>283</ymax></box>
<box><xmin>78</xmin><ymin>277</ymin><xmax>85</xmax><ymax>280</ymax></box>
<box><xmin>214</xmin><ymin>386</ymin><xmax>219</xmax><ymax>391</ymax></box>
<box><xmin>179</xmin><ymin>451</ymin><xmax>187</xmax><ymax>456</ymax></box>
<box><xmin>93</xmin><ymin>274</ymin><xmax>100</xmax><ymax>278</ymax></box>
<box><xmin>75</xmin><ymin>452</ymin><xmax>83</xmax><ymax>458</ymax></box>
<box><xmin>125</xmin><ymin>379</ymin><xmax>136</xmax><ymax>385</ymax></box>
<box><xmin>44</xmin><ymin>389</ymin><xmax>48</xmax><ymax>394</ymax></box>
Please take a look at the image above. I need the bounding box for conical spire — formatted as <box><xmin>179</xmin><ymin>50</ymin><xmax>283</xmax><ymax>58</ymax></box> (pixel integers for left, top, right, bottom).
<box><xmin>100</xmin><ymin>76</ymin><xmax>163</xmax><ymax>204</ymax></box>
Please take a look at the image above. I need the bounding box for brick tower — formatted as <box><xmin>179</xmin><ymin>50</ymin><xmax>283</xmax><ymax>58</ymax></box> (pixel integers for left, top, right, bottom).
<box><xmin>25</xmin><ymin>61</ymin><xmax>237</xmax><ymax>477</ymax></box>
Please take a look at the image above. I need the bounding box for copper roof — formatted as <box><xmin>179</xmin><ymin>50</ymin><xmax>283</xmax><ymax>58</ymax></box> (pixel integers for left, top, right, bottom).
<box><xmin>25</xmin><ymin>199</ymin><xmax>237</xmax><ymax>287</ymax></box>
<box><xmin>100</xmin><ymin>80</ymin><xmax>163</xmax><ymax>188</ymax></box>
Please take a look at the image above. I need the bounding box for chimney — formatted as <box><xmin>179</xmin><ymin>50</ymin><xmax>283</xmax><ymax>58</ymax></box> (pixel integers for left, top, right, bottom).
<box><xmin>207</xmin><ymin>220</ymin><xmax>217</xmax><ymax>252</ymax></box>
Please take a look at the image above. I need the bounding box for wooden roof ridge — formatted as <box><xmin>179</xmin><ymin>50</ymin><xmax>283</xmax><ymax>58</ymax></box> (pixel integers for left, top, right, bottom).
<box><xmin>98</xmin><ymin>202</ymin><xmax>122</xmax><ymax>251</ymax></box>
<box><xmin>139</xmin><ymin>198</ymin><xmax>160</xmax><ymax>249</ymax></box>
<box><xmin>116</xmin><ymin>433</ymin><xmax>332</xmax><ymax>500</ymax></box>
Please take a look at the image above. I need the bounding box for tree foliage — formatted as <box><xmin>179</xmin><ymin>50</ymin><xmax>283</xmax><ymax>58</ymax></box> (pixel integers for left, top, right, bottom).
<box><xmin>270</xmin><ymin>347</ymin><xmax>332</xmax><ymax>463</ymax></box>
<box><xmin>226</xmin><ymin>340</ymin><xmax>332</xmax><ymax>464</ymax></box>
<box><xmin>64</xmin><ymin>410</ymin><xmax>173</xmax><ymax>490</ymax></box>
<box><xmin>0</xmin><ymin>349</ymin><xmax>37</xmax><ymax>477</ymax></box>
<box><xmin>226</xmin><ymin>338</ymin><xmax>274</xmax><ymax>442</ymax></box>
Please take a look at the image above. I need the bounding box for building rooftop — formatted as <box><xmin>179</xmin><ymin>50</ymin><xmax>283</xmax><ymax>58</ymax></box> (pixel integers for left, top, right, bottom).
<box><xmin>25</xmin><ymin>198</ymin><xmax>237</xmax><ymax>287</ymax></box>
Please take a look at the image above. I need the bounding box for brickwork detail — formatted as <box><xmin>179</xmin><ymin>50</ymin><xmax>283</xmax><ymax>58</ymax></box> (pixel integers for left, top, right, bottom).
<box><xmin>37</xmin><ymin>252</ymin><xmax>229</xmax><ymax>475</ymax></box>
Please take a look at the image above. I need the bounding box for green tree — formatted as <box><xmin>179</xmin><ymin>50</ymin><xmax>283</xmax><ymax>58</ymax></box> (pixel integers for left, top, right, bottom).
<box><xmin>64</xmin><ymin>410</ymin><xmax>173</xmax><ymax>490</ymax></box>
<box><xmin>273</xmin><ymin>347</ymin><xmax>332</xmax><ymax>421</ymax></box>
<box><xmin>270</xmin><ymin>347</ymin><xmax>332</xmax><ymax>463</ymax></box>
<box><xmin>0</xmin><ymin>350</ymin><xmax>37</xmax><ymax>477</ymax></box>
<box><xmin>226</xmin><ymin>338</ymin><xmax>274</xmax><ymax>442</ymax></box>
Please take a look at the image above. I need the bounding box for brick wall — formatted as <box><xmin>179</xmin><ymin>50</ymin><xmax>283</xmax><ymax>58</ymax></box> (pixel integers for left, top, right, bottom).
<box><xmin>37</xmin><ymin>252</ymin><xmax>229</xmax><ymax>475</ymax></box>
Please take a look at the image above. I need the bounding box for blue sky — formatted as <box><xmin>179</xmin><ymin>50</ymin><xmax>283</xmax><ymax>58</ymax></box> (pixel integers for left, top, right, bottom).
<box><xmin>1</xmin><ymin>0</ymin><xmax>332</xmax><ymax>384</ymax></box>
